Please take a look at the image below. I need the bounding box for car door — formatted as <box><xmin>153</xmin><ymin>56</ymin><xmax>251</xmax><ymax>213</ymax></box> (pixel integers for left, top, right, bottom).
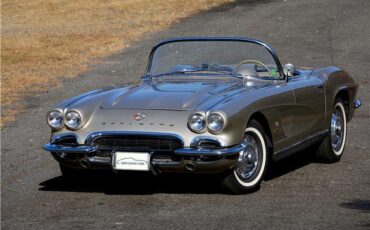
<box><xmin>287</xmin><ymin>75</ymin><xmax>326</xmax><ymax>143</ymax></box>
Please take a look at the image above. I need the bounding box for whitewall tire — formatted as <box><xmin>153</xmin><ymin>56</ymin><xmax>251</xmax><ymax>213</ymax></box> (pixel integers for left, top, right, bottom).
<box><xmin>221</xmin><ymin>120</ymin><xmax>270</xmax><ymax>194</ymax></box>
<box><xmin>315</xmin><ymin>99</ymin><xmax>347</xmax><ymax>162</ymax></box>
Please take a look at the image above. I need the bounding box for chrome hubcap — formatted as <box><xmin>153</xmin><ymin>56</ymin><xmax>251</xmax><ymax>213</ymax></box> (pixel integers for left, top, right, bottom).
<box><xmin>331</xmin><ymin>107</ymin><xmax>344</xmax><ymax>152</ymax></box>
<box><xmin>236</xmin><ymin>135</ymin><xmax>259</xmax><ymax>180</ymax></box>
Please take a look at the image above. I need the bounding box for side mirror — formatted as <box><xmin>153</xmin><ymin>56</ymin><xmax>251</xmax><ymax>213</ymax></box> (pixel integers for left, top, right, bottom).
<box><xmin>283</xmin><ymin>63</ymin><xmax>296</xmax><ymax>77</ymax></box>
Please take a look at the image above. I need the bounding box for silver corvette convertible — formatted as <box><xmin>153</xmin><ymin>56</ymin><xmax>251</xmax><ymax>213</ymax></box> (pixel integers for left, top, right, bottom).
<box><xmin>44</xmin><ymin>37</ymin><xmax>361</xmax><ymax>193</ymax></box>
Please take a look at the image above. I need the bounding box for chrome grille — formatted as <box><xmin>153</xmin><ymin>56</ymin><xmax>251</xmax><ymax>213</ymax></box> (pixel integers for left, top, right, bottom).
<box><xmin>91</xmin><ymin>134</ymin><xmax>183</xmax><ymax>152</ymax></box>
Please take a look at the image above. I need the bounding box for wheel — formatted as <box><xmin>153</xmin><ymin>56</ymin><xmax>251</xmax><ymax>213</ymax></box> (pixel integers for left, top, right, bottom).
<box><xmin>315</xmin><ymin>99</ymin><xmax>347</xmax><ymax>163</ymax></box>
<box><xmin>221</xmin><ymin>120</ymin><xmax>270</xmax><ymax>194</ymax></box>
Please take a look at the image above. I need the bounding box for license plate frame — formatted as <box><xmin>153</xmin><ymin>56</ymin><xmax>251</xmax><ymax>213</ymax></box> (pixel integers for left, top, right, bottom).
<box><xmin>113</xmin><ymin>152</ymin><xmax>150</xmax><ymax>171</ymax></box>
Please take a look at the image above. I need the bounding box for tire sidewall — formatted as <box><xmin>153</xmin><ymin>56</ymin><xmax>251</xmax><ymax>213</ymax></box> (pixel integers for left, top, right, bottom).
<box><xmin>332</xmin><ymin>101</ymin><xmax>347</xmax><ymax>156</ymax></box>
<box><xmin>230</xmin><ymin>120</ymin><xmax>269</xmax><ymax>190</ymax></box>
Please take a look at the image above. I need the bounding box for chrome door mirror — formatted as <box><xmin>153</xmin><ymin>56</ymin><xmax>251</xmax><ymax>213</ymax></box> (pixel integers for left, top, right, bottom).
<box><xmin>283</xmin><ymin>63</ymin><xmax>296</xmax><ymax>77</ymax></box>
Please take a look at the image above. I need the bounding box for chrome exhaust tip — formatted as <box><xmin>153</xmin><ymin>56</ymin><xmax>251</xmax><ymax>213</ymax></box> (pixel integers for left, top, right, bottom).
<box><xmin>80</xmin><ymin>159</ymin><xmax>91</xmax><ymax>169</ymax></box>
<box><xmin>185</xmin><ymin>162</ymin><xmax>195</xmax><ymax>171</ymax></box>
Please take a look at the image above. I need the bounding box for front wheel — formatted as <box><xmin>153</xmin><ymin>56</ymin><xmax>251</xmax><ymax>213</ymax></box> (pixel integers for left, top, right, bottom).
<box><xmin>221</xmin><ymin>120</ymin><xmax>270</xmax><ymax>194</ymax></box>
<box><xmin>315</xmin><ymin>99</ymin><xmax>347</xmax><ymax>163</ymax></box>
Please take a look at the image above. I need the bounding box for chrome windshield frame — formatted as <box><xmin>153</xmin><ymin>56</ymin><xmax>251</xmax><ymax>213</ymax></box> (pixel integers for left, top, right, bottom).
<box><xmin>145</xmin><ymin>37</ymin><xmax>286</xmax><ymax>81</ymax></box>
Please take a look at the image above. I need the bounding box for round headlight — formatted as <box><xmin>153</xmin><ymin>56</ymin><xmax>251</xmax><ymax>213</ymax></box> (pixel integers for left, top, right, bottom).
<box><xmin>47</xmin><ymin>110</ymin><xmax>64</xmax><ymax>129</ymax></box>
<box><xmin>207</xmin><ymin>113</ymin><xmax>225</xmax><ymax>133</ymax></box>
<box><xmin>188</xmin><ymin>113</ymin><xmax>206</xmax><ymax>133</ymax></box>
<box><xmin>65</xmin><ymin>111</ymin><xmax>82</xmax><ymax>130</ymax></box>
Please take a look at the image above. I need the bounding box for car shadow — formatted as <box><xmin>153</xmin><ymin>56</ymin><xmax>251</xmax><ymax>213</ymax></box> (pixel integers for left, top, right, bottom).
<box><xmin>39</xmin><ymin>149</ymin><xmax>320</xmax><ymax>195</ymax></box>
<box><xmin>340</xmin><ymin>199</ymin><xmax>370</xmax><ymax>213</ymax></box>
<box><xmin>39</xmin><ymin>172</ymin><xmax>226</xmax><ymax>195</ymax></box>
<box><xmin>265</xmin><ymin>148</ymin><xmax>318</xmax><ymax>181</ymax></box>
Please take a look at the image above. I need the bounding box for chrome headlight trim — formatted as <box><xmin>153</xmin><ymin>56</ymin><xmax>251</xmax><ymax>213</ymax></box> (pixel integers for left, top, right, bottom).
<box><xmin>46</xmin><ymin>110</ymin><xmax>64</xmax><ymax>130</ymax></box>
<box><xmin>65</xmin><ymin>110</ymin><xmax>83</xmax><ymax>130</ymax></box>
<box><xmin>188</xmin><ymin>112</ymin><xmax>206</xmax><ymax>133</ymax></box>
<box><xmin>207</xmin><ymin>112</ymin><xmax>226</xmax><ymax>134</ymax></box>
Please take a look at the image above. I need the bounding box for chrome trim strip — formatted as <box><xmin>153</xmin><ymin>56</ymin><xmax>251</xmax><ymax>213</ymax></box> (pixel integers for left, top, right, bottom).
<box><xmin>175</xmin><ymin>144</ymin><xmax>244</xmax><ymax>156</ymax></box>
<box><xmin>354</xmin><ymin>99</ymin><xmax>361</xmax><ymax>109</ymax></box>
<box><xmin>84</xmin><ymin>131</ymin><xmax>185</xmax><ymax>145</ymax></box>
<box><xmin>43</xmin><ymin>143</ymin><xmax>97</xmax><ymax>153</ymax></box>
<box><xmin>316</xmin><ymin>77</ymin><xmax>327</xmax><ymax>119</ymax></box>
<box><xmin>273</xmin><ymin>129</ymin><xmax>329</xmax><ymax>161</ymax></box>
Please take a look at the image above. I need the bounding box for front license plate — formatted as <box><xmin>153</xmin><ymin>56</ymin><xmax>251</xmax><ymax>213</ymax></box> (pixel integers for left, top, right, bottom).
<box><xmin>113</xmin><ymin>152</ymin><xmax>150</xmax><ymax>171</ymax></box>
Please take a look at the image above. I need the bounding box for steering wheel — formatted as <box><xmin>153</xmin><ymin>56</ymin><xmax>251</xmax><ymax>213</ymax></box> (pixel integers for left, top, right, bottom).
<box><xmin>234</xmin><ymin>59</ymin><xmax>272</xmax><ymax>78</ymax></box>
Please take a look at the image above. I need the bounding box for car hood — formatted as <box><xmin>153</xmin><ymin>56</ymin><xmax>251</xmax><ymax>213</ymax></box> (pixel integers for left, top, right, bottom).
<box><xmin>100</xmin><ymin>78</ymin><xmax>244</xmax><ymax>111</ymax></box>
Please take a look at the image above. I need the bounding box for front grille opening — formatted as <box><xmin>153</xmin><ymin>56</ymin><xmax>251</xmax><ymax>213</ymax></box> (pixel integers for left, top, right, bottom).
<box><xmin>91</xmin><ymin>135</ymin><xmax>183</xmax><ymax>152</ymax></box>
<box><xmin>95</xmin><ymin>151</ymin><xmax>112</xmax><ymax>158</ymax></box>
<box><xmin>197</xmin><ymin>140</ymin><xmax>221</xmax><ymax>149</ymax></box>
<box><xmin>53</xmin><ymin>135</ymin><xmax>78</xmax><ymax>146</ymax></box>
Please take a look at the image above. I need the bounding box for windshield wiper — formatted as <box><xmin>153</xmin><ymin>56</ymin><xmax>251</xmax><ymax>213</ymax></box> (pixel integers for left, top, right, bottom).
<box><xmin>150</xmin><ymin>68</ymin><xmax>202</xmax><ymax>77</ymax></box>
<box><xmin>151</xmin><ymin>69</ymin><xmax>242</xmax><ymax>79</ymax></box>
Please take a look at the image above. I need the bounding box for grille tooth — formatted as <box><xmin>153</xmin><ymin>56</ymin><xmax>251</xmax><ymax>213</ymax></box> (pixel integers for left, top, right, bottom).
<box><xmin>91</xmin><ymin>135</ymin><xmax>182</xmax><ymax>152</ymax></box>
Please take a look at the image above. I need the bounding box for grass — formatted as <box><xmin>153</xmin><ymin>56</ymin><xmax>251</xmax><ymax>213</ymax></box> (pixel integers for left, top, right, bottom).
<box><xmin>1</xmin><ymin>0</ymin><xmax>233</xmax><ymax>126</ymax></box>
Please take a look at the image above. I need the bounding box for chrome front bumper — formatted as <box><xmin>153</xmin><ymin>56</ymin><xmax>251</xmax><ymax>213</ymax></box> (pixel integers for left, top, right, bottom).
<box><xmin>44</xmin><ymin>143</ymin><xmax>97</xmax><ymax>153</ymax></box>
<box><xmin>44</xmin><ymin>143</ymin><xmax>242</xmax><ymax>173</ymax></box>
<box><xmin>43</xmin><ymin>143</ymin><xmax>244</xmax><ymax>156</ymax></box>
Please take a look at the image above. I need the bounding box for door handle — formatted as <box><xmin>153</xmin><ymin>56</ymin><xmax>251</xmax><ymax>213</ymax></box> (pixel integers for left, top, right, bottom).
<box><xmin>315</xmin><ymin>84</ymin><xmax>324</xmax><ymax>89</ymax></box>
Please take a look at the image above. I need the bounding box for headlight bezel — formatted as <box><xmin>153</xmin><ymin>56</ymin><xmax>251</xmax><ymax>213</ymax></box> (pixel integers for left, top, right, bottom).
<box><xmin>188</xmin><ymin>112</ymin><xmax>206</xmax><ymax>133</ymax></box>
<box><xmin>65</xmin><ymin>110</ymin><xmax>83</xmax><ymax>130</ymax></box>
<box><xmin>207</xmin><ymin>112</ymin><xmax>226</xmax><ymax>134</ymax></box>
<box><xmin>188</xmin><ymin>111</ymin><xmax>227</xmax><ymax>134</ymax></box>
<box><xmin>46</xmin><ymin>110</ymin><xmax>65</xmax><ymax>130</ymax></box>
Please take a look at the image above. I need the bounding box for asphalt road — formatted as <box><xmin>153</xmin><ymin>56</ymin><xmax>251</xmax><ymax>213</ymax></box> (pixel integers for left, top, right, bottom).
<box><xmin>2</xmin><ymin>0</ymin><xmax>370</xmax><ymax>229</ymax></box>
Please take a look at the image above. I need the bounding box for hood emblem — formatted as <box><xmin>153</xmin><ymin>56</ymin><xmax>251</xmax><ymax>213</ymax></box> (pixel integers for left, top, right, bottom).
<box><xmin>133</xmin><ymin>112</ymin><xmax>146</xmax><ymax>121</ymax></box>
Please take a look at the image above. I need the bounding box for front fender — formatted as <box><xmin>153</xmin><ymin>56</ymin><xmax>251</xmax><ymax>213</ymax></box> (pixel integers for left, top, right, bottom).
<box><xmin>315</xmin><ymin>67</ymin><xmax>358</xmax><ymax>121</ymax></box>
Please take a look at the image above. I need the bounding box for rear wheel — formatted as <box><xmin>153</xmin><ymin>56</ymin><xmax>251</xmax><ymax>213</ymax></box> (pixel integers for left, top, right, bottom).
<box><xmin>221</xmin><ymin>120</ymin><xmax>269</xmax><ymax>194</ymax></box>
<box><xmin>315</xmin><ymin>99</ymin><xmax>347</xmax><ymax>162</ymax></box>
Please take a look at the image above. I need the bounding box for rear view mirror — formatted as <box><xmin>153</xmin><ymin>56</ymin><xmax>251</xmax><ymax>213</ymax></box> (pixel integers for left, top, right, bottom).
<box><xmin>283</xmin><ymin>63</ymin><xmax>296</xmax><ymax>77</ymax></box>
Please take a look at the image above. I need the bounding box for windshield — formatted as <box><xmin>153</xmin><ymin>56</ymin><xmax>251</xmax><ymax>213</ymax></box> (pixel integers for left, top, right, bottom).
<box><xmin>148</xmin><ymin>39</ymin><xmax>282</xmax><ymax>79</ymax></box>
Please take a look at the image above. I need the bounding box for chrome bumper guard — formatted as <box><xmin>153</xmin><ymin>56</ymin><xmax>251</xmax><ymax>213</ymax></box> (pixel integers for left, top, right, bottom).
<box><xmin>354</xmin><ymin>99</ymin><xmax>361</xmax><ymax>109</ymax></box>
